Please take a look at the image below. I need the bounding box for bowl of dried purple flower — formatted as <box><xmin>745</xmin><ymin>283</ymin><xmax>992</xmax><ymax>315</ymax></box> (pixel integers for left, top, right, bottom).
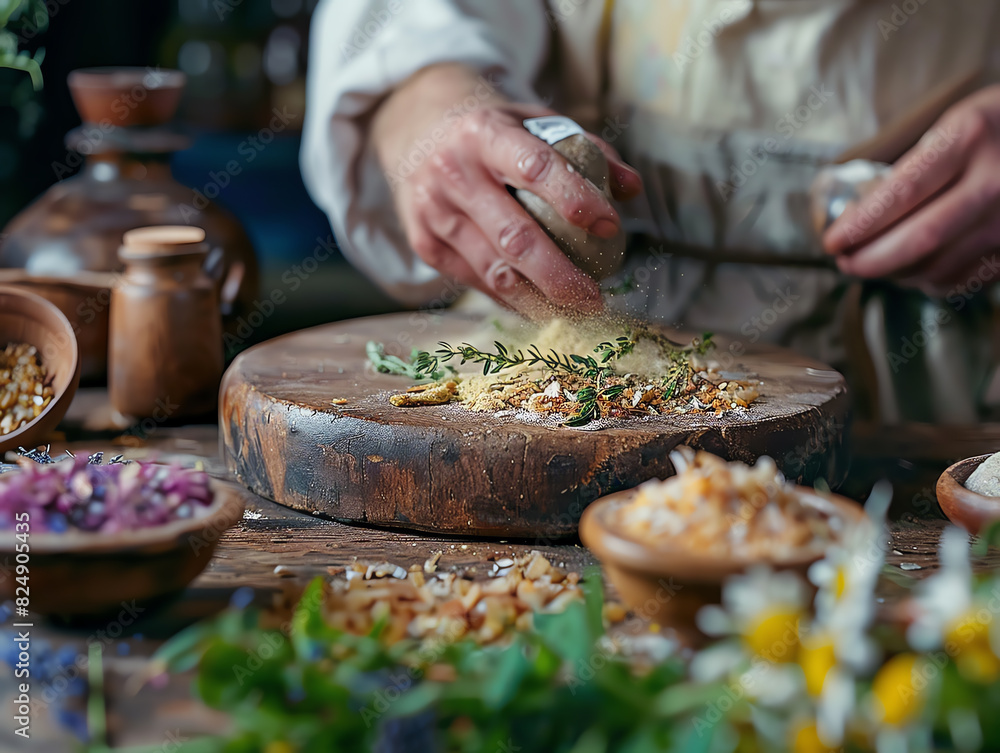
<box><xmin>0</xmin><ymin>452</ymin><xmax>244</xmax><ymax>618</ymax></box>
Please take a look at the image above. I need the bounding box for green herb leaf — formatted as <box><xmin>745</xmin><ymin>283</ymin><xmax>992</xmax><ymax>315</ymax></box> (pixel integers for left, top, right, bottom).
<box><xmin>973</xmin><ymin>519</ymin><xmax>1000</xmax><ymax>556</ymax></box>
<box><xmin>367</xmin><ymin>341</ymin><xmax>441</xmax><ymax>381</ymax></box>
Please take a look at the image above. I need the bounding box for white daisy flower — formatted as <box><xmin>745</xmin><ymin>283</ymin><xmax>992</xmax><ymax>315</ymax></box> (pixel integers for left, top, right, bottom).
<box><xmin>697</xmin><ymin>565</ymin><xmax>810</xmax><ymax>654</ymax></box>
<box><xmin>906</xmin><ymin>526</ymin><xmax>973</xmax><ymax>652</ymax></box>
<box><xmin>905</xmin><ymin>527</ymin><xmax>1000</xmax><ymax>684</ymax></box>
<box><xmin>800</xmin><ymin>482</ymin><xmax>891</xmax><ymax>746</ymax></box>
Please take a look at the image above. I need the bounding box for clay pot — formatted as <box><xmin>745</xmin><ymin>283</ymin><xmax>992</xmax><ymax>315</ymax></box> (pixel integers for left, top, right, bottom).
<box><xmin>0</xmin><ymin>286</ymin><xmax>81</xmax><ymax>455</ymax></box>
<box><xmin>0</xmin><ymin>67</ymin><xmax>258</xmax><ymax>383</ymax></box>
<box><xmin>68</xmin><ymin>67</ymin><xmax>186</xmax><ymax>127</ymax></box>
<box><xmin>109</xmin><ymin>226</ymin><xmax>224</xmax><ymax>421</ymax></box>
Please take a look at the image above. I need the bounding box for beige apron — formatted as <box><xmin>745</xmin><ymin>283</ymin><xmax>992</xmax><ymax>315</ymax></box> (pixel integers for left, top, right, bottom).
<box><xmin>537</xmin><ymin>0</ymin><xmax>1000</xmax><ymax>423</ymax></box>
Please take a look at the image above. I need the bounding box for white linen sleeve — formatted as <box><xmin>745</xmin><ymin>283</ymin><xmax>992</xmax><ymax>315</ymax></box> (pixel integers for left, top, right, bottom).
<box><xmin>300</xmin><ymin>0</ymin><xmax>550</xmax><ymax>306</ymax></box>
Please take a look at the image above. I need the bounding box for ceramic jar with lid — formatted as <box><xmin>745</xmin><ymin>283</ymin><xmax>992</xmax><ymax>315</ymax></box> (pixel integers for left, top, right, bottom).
<box><xmin>109</xmin><ymin>226</ymin><xmax>223</xmax><ymax>421</ymax></box>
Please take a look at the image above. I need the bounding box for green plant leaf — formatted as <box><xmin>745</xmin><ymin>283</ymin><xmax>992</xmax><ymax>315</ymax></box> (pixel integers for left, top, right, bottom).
<box><xmin>973</xmin><ymin>519</ymin><xmax>1000</xmax><ymax>556</ymax></box>
<box><xmin>481</xmin><ymin>640</ymin><xmax>532</xmax><ymax>709</ymax></box>
<box><xmin>567</xmin><ymin>727</ymin><xmax>607</xmax><ymax>753</ymax></box>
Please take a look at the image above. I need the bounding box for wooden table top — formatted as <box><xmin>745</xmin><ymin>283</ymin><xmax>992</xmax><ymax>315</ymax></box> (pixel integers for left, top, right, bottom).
<box><xmin>1</xmin><ymin>389</ymin><xmax>999</xmax><ymax>750</ymax></box>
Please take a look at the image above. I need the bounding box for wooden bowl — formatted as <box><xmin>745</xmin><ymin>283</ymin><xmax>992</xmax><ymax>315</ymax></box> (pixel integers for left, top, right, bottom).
<box><xmin>579</xmin><ymin>486</ymin><xmax>867</xmax><ymax>636</ymax></box>
<box><xmin>0</xmin><ymin>286</ymin><xmax>81</xmax><ymax>455</ymax></box>
<box><xmin>0</xmin><ymin>478</ymin><xmax>245</xmax><ymax>618</ymax></box>
<box><xmin>68</xmin><ymin>67</ymin><xmax>186</xmax><ymax>127</ymax></box>
<box><xmin>0</xmin><ymin>271</ymin><xmax>111</xmax><ymax>383</ymax></box>
<box><xmin>936</xmin><ymin>454</ymin><xmax>1000</xmax><ymax>535</ymax></box>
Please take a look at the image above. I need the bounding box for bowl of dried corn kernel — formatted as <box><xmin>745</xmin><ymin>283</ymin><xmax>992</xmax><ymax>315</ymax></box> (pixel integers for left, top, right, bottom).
<box><xmin>0</xmin><ymin>286</ymin><xmax>80</xmax><ymax>455</ymax></box>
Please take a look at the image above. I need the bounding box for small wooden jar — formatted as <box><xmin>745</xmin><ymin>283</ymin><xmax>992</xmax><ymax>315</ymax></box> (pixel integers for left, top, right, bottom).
<box><xmin>109</xmin><ymin>226</ymin><xmax>223</xmax><ymax>421</ymax></box>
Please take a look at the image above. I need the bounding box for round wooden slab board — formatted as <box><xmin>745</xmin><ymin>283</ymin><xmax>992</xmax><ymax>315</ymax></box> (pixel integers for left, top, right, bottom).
<box><xmin>220</xmin><ymin>312</ymin><xmax>849</xmax><ymax>538</ymax></box>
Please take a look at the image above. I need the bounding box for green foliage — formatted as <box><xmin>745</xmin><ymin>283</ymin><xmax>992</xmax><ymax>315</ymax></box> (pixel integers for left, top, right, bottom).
<box><xmin>602</xmin><ymin>274</ymin><xmax>635</xmax><ymax>297</ymax></box>
<box><xmin>0</xmin><ymin>0</ymin><xmax>46</xmax><ymax>90</ymax></box>
<box><xmin>366</xmin><ymin>341</ymin><xmax>451</xmax><ymax>381</ymax></box>
<box><xmin>136</xmin><ymin>572</ymin><xmax>730</xmax><ymax>753</ymax></box>
<box><xmin>973</xmin><ymin>519</ymin><xmax>1000</xmax><ymax>557</ymax></box>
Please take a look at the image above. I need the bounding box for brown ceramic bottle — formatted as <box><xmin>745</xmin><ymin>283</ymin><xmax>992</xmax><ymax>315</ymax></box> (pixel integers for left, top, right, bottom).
<box><xmin>109</xmin><ymin>226</ymin><xmax>223</xmax><ymax>422</ymax></box>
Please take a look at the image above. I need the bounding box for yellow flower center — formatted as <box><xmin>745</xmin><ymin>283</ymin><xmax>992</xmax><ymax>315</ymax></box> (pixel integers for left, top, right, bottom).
<box><xmin>791</xmin><ymin>721</ymin><xmax>839</xmax><ymax>753</ymax></box>
<box><xmin>744</xmin><ymin>609</ymin><xmax>801</xmax><ymax>663</ymax></box>
<box><xmin>834</xmin><ymin>567</ymin><xmax>848</xmax><ymax>599</ymax></box>
<box><xmin>799</xmin><ymin>637</ymin><xmax>837</xmax><ymax>696</ymax></box>
<box><xmin>264</xmin><ymin>743</ymin><xmax>295</xmax><ymax>753</ymax></box>
<box><xmin>945</xmin><ymin>610</ymin><xmax>1000</xmax><ymax>684</ymax></box>
<box><xmin>871</xmin><ymin>653</ymin><xmax>925</xmax><ymax>726</ymax></box>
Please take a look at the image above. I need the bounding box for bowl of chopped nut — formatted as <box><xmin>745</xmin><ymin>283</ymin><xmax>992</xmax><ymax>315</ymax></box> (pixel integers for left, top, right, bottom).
<box><xmin>580</xmin><ymin>448</ymin><xmax>866</xmax><ymax>635</ymax></box>
<box><xmin>0</xmin><ymin>286</ymin><xmax>80</xmax><ymax>455</ymax></box>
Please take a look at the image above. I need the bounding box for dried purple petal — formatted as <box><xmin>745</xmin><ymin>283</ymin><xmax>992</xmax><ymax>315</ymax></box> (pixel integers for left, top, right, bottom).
<box><xmin>0</xmin><ymin>458</ymin><xmax>214</xmax><ymax>533</ymax></box>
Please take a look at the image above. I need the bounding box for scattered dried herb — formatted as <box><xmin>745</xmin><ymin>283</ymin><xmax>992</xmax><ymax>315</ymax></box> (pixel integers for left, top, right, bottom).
<box><xmin>371</xmin><ymin>325</ymin><xmax>737</xmax><ymax>428</ymax></box>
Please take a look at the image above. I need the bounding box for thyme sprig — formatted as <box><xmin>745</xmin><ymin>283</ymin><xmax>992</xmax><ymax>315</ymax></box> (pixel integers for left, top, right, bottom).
<box><xmin>415</xmin><ymin>336</ymin><xmax>636</xmax><ymax>381</ymax></box>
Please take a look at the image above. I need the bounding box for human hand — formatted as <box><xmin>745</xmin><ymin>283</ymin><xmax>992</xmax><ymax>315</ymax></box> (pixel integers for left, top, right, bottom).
<box><xmin>823</xmin><ymin>85</ymin><xmax>1000</xmax><ymax>294</ymax></box>
<box><xmin>371</xmin><ymin>64</ymin><xmax>643</xmax><ymax>317</ymax></box>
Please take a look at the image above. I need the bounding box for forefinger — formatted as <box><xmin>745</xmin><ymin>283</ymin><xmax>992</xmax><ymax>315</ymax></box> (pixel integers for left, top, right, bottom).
<box><xmin>479</xmin><ymin>122</ymin><xmax>621</xmax><ymax>239</ymax></box>
<box><xmin>455</xmin><ymin>174</ymin><xmax>604</xmax><ymax>312</ymax></box>
<box><xmin>823</xmin><ymin>125</ymin><xmax>968</xmax><ymax>254</ymax></box>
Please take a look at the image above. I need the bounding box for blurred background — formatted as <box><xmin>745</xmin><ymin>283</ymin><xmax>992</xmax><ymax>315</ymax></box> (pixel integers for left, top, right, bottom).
<box><xmin>0</xmin><ymin>0</ymin><xmax>400</xmax><ymax>351</ymax></box>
